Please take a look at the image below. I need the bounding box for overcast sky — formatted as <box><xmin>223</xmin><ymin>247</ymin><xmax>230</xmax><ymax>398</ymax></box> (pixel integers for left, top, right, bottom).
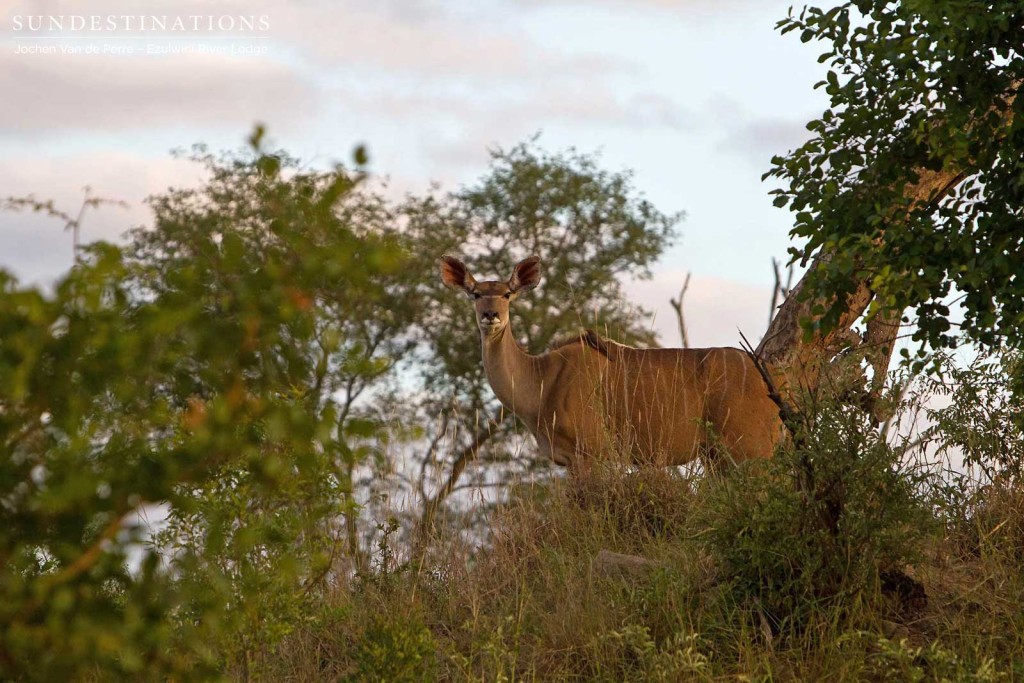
<box><xmin>1</xmin><ymin>0</ymin><xmax>831</xmax><ymax>347</ymax></box>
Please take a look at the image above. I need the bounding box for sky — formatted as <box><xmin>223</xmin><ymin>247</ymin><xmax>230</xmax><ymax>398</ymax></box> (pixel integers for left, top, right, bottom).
<box><xmin>0</xmin><ymin>0</ymin><xmax>832</xmax><ymax>348</ymax></box>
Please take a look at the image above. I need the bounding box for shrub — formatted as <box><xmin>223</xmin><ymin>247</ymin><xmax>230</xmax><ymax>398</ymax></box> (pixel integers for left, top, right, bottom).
<box><xmin>925</xmin><ymin>351</ymin><xmax>1024</xmax><ymax>484</ymax></box>
<box><xmin>589</xmin><ymin>625</ymin><xmax>713</xmax><ymax>683</ymax></box>
<box><xmin>700</xmin><ymin>402</ymin><xmax>934</xmax><ymax>635</ymax></box>
<box><xmin>838</xmin><ymin>632</ymin><xmax>1002</xmax><ymax>682</ymax></box>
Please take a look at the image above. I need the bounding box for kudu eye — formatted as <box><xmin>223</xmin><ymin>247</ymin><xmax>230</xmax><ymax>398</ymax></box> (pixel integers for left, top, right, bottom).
<box><xmin>503</xmin><ymin>292</ymin><xmax>511</xmax><ymax>299</ymax></box>
<box><xmin>473</xmin><ymin>292</ymin><xmax>482</xmax><ymax>300</ymax></box>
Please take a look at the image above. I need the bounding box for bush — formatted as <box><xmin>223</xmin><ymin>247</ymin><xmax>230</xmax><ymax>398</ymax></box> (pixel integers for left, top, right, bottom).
<box><xmin>588</xmin><ymin>625</ymin><xmax>713</xmax><ymax>683</ymax></box>
<box><xmin>838</xmin><ymin>632</ymin><xmax>1002</xmax><ymax>682</ymax></box>
<box><xmin>925</xmin><ymin>351</ymin><xmax>1024</xmax><ymax>484</ymax></box>
<box><xmin>0</xmin><ymin>139</ymin><xmax>404</xmax><ymax>679</ymax></box>
<box><xmin>700</xmin><ymin>402</ymin><xmax>934</xmax><ymax>635</ymax></box>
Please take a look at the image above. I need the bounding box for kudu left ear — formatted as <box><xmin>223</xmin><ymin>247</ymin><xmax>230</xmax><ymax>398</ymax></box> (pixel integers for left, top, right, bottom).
<box><xmin>509</xmin><ymin>255</ymin><xmax>542</xmax><ymax>293</ymax></box>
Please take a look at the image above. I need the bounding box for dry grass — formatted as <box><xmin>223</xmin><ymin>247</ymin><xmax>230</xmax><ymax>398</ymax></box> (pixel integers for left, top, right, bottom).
<box><xmin>250</xmin><ymin>465</ymin><xmax>1024</xmax><ymax>682</ymax></box>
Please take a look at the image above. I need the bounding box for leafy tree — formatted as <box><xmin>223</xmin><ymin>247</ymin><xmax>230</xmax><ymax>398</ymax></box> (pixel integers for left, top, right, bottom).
<box><xmin>759</xmin><ymin>1</ymin><xmax>1024</xmax><ymax>398</ymax></box>
<box><xmin>403</xmin><ymin>142</ymin><xmax>681</xmax><ymax>531</ymax></box>
<box><xmin>0</xmin><ymin>139</ymin><xmax>406</xmax><ymax>678</ymax></box>
<box><xmin>128</xmin><ymin>143</ymin><xmax>423</xmax><ymax>572</ymax></box>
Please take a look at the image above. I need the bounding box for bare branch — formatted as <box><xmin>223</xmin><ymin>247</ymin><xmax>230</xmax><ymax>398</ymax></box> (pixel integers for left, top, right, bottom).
<box><xmin>668</xmin><ymin>272</ymin><xmax>691</xmax><ymax>348</ymax></box>
<box><xmin>769</xmin><ymin>257</ymin><xmax>795</xmax><ymax>327</ymax></box>
<box><xmin>416</xmin><ymin>411</ymin><xmax>507</xmax><ymax>540</ymax></box>
<box><xmin>4</xmin><ymin>188</ymin><xmax>128</xmax><ymax>263</ymax></box>
<box><xmin>739</xmin><ymin>330</ymin><xmax>799</xmax><ymax>439</ymax></box>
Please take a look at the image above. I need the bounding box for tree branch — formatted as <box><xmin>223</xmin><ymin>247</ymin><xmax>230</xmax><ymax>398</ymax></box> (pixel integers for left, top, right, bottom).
<box><xmin>756</xmin><ymin>164</ymin><xmax>971</xmax><ymax>405</ymax></box>
<box><xmin>668</xmin><ymin>272</ymin><xmax>691</xmax><ymax>349</ymax></box>
<box><xmin>416</xmin><ymin>412</ymin><xmax>506</xmax><ymax>539</ymax></box>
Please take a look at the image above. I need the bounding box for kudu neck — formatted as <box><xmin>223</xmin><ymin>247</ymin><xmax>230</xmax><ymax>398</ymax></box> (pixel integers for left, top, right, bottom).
<box><xmin>481</xmin><ymin>323</ymin><xmax>545</xmax><ymax>418</ymax></box>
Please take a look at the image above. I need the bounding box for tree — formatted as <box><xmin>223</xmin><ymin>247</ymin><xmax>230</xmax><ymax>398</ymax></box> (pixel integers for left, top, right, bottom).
<box><xmin>403</xmin><ymin>142</ymin><xmax>681</xmax><ymax>533</ymax></box>
<box><xmin>758</xmin><ymin>1</ymin><xmax>1024</xmax><ymax>407</ymax></box>
<box><xmin>0</xmin><ymin>139</ymin><xmax>407</xmax><ymax>677</ymax></box>
<box><xmin>128</xmin><ymin>143</ymin><xmax>424</xmax><ymax>573</ymax></box>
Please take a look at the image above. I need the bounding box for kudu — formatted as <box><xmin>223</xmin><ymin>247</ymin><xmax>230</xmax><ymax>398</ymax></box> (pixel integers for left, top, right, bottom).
<box><xmin>440</xmin><ymin>255</ymin><xmax>783</xmax><ymax>470</ymax></box>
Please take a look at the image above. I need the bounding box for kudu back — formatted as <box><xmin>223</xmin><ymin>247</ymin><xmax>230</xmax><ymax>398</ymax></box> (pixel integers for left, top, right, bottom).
<box><xmin>441</xmin><ymin>255</ymin><xmax>783</xmax><ymax>470</ymax></box>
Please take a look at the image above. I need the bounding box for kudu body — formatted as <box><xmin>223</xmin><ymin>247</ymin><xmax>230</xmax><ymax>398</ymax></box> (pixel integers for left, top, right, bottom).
<box><xmin>441</xmin><ymin>255</ymin><xmax>783</xmax><ymax>470</ymax></box>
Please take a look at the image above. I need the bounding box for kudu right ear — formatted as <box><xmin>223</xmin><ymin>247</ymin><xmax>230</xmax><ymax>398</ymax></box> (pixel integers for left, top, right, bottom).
<box><xmin>440</xmin><ymin>255</ymin><xmax>477</xmax><ymax>295</ymax></box>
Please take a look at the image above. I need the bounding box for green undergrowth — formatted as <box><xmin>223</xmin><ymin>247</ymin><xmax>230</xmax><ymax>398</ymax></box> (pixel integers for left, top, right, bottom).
<box><xmin>246</xmin><ymin>412</ymin><xmax>1024</xmax><ymax>681</ymax></box>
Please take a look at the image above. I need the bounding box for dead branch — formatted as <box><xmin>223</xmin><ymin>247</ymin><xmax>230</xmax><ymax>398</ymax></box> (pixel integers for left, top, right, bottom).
<box><xmin>417</xmin><ymin>410</ymin><xmax>507</xmax><ymax>538</ymax></box>
<box><xmin>668</xmin><ymin>272</ymin><xmax>691</xmax><ymax>348</ymax></box>
<box><xmin>769</xmin><ymin>257</ymin><xmax>794</xmax><ymax>327</ymax></box>
<box><xmin>739</xmin><ymin>330</ymin><xmax>800</xmax><ymax>440</ymax></box>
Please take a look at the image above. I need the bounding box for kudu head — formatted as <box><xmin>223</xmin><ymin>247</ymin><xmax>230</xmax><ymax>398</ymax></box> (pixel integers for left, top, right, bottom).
<box><xmin>440</xmin><ymin>255</ymin><xmax>541</xmax><ymax>338</ymax></box>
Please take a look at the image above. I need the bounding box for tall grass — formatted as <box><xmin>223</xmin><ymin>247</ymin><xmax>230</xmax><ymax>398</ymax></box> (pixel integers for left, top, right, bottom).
<box><xmin>238</xmin><ymin>417</ymin><xmax>1024</xmax><ymax>680</ymax></box>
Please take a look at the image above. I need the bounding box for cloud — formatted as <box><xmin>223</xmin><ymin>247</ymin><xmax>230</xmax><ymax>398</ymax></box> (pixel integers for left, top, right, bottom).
<box><xmin>352</xmin><ymin>86</ymin><xmax>693</xmax><ymax>176</ymax></box>
<box><xmin>2</xmin><ymin>0</ymin><xmax>640</xmax><ymax>145</ymax></box>
<box><xmin>276</xmin><ymin>2</ymin><xmax>630</xmax><ymax>82</ymax></box>
<box><xmin>718</xmin><ymin>116</ymin><xmax>813</xmax><ymax>168</ymax></box>
<box><xmin>0</xmin><ymin>51</ymin><xmax>316</xmax><ymax>135</ymax></box>
<box><xmin>351</xmin><ymin>86</ymin><xmax>689</xmax><ymax>126</ymax></box>
<box><xmin>509</xmin><ymin>0</ymin><xmax>764</xmax><ymax>18</ymax></box>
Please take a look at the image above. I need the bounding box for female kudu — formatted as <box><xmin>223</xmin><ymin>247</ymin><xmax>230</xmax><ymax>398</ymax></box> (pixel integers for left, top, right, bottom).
<box><xmin>441</xmin><ymin>255</ymin><xmax>783</xmax><ymax>470</ymax></box>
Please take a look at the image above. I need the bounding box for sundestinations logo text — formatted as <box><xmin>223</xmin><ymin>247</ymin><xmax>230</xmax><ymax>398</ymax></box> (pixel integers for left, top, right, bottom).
<box><xmin>11</xmin><ymin>15</ymin><xmax>271</xmax><ymax>34</ymax></box>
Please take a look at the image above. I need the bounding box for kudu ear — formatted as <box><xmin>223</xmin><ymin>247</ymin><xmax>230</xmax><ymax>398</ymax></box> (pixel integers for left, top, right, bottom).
<box><xmin>440</xmin><ymin>255</ymin><xmax>477</xmax><ymax>294</ymax></box>
<box><xmin>509</xmin><ymin>255</ymin><xmax>541</xmax><ymax>293</ymax></box>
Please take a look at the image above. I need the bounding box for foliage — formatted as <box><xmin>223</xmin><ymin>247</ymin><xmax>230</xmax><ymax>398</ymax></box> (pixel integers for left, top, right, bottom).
<box><xmin>0</xmin><ymin>132</ymin><xmax>684</xmax><ymax>677</ymax></box>
<box><xmin>702</xmin><ymin>402</ymin><xmax>932</xmax><ymax>633</ymax></box>
<box><xmin>922</xmin><ymin>351</ymin><xmax>1024</xmax><ymax>482</ymax></box>
<box><xmin>589</xmin><ymin>626</ymin><xmax>713</xmax><ymax>682</ymax></box>
<box><xmin>134</xmin><ymin>143</ymin><xmax>419</xmax><ymax>669</ymax></box>
<box><xmin>838</xmin><ymin>632</ymin><xmax>1002</xmax><ymax>682</ymax></box>
<box><xmin>0</xmin><ymin>138</ymin><xmax>404</xmax><ymax>678</ymax></box>
<box><xmin>768</xmin><ymin>1</ymin><xmax>1024</xmax><ymax>355</ymax></box>
<box><xmin>254</xmin><ymin>409</ymin><xmax>1024</xmax><ymax>681</ymax></box>
<box><xmin>352</xmin><ymin>611</ymin><xmax>437</xmax><ymax>683</ymax></box>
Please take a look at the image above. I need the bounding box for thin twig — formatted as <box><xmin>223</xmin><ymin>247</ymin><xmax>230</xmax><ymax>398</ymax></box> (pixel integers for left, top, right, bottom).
<box><xmin>738</xmin><ymin>329</ymin><xmax>798</xmax><ymax>434</ymax></box>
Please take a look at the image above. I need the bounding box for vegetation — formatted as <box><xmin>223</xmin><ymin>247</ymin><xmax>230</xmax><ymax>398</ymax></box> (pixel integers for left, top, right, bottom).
<box><xmin>188</xmin><ymin>365</ymin><xmax>1024</xmax><ymax>680</ymax></box>
<box><xmin>0</xmin><ymin>135</ymin><xmax>678</xmax><ymax>679</ymax></box>
<box><xmin>769</xmin><ymin>0</ymin><xmax>1024</xmax><ymax>355</ymax></box>
<box><xmin>2</xmin><ymin>1</ymin><xmax>1023</xmax><ymax>680</ymax></box>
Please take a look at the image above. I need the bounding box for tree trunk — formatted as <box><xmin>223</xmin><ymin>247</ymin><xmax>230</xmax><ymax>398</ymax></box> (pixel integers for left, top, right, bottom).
<box><xmin>757</xmin><ymin>77</ymin><xmax>1023</xmax><ymax>403</ymax></box>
